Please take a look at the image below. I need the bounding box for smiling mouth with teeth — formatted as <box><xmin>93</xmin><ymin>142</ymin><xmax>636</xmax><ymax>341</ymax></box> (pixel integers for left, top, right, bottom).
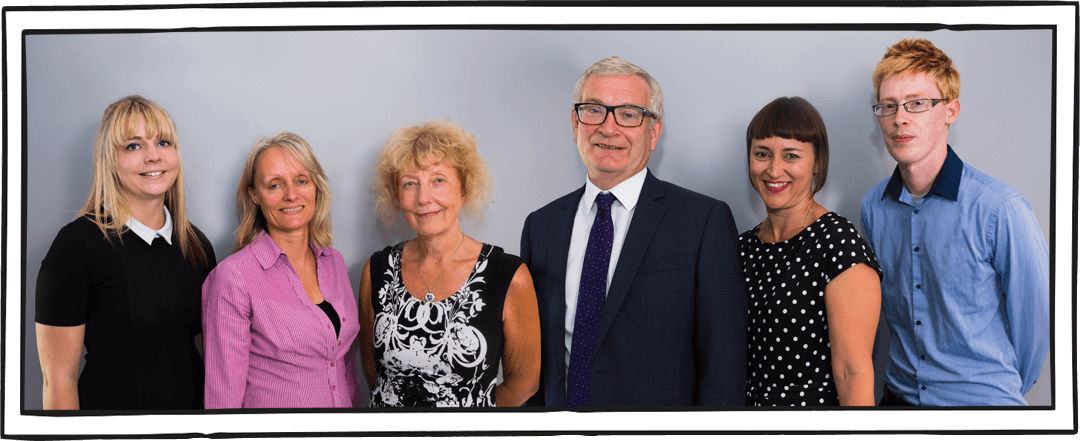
<box><xmin>281</xmin><ymin>206</ymin><xmax>303</xmax><ymax>212</ymax></box>
<box><xmin>141</xmin><ymin>171</ymin><xmax>164</xmax><ymax>176</ymax></box>
<box><xmin>764</xmin><ymin>181</ymin><xmax>791</xmax><ymax>193</ymax></box>
<box><xmin>597</xmin><ymin>143</ymin><xmax>625</xmax><ymax>150</ymax></box>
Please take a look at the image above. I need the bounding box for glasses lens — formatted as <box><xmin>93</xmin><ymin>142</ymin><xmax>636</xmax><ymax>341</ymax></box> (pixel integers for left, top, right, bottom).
<box><xmin>905</xmin><ymin>99</ymin><xmax>933</xmax><ymax>113</ymax></box>
<box><xmin>577</xmin><ymin>104</ymin><xmax>606</xmax><ymax>124</ymax></box>
<box><xmin>613</xmin><ymin>106</ymin><xmax>644</xmax><ymax>126</ymax></box>
<box><xmin>874</xmin><ymin>103</ymin><xmax>897</xmax><ymax>116</ymax></box>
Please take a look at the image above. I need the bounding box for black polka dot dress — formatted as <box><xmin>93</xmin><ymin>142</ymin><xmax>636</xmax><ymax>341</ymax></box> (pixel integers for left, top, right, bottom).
<box><xmin>738</xmin><ymin>212</ymin><xmax>881</xmax><ymax>406</ymax></box>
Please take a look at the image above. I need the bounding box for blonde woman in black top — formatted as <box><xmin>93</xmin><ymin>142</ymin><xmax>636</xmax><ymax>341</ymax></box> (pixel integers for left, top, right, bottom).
<box><xmin>35</xmin><ymin>95</ymin><xmax>215</xmax><ymax>410</ymax></box>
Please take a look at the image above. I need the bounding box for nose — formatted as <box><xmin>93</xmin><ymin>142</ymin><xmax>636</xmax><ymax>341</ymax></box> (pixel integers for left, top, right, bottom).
<box><xmin>144</xmin><ymin>144</ymin><xmax>162</xmax><ymax>163</ymax></box>
<box><xmin>893</xmin><ymin>106</ymin><xmax>912</xmax><ymax>126</ymax></box>
<box><xmin>766</xmin><ymin>156</ymin><xmax>783</xmax><ymax>178</ymax></box>
<box><xmin>416</xmin><ymin>182</ymin><xmax>433</xmax><ymax>204</ymax></box>
<box><xmin>597</xmin><ymin>110</ymin><xmax>620</xmax><ymax>136</ymax></box>
<box><xmin>283</xmin><ymin>183</ymin><xmax>299</xmax><ymax>201</ymax></box>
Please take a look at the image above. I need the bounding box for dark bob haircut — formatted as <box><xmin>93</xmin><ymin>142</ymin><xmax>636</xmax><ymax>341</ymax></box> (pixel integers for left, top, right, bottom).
<box><xmin>745</xmin><ymin>96</ymin><xmax>830</xmax><ymax>194</ymax></box>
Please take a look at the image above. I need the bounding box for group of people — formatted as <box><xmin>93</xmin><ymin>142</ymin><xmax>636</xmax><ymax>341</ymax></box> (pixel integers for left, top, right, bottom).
<box><xmin>35</xmin><ymin>37</ymin><xmax>1048</xmax><ymax>410</ymax></box>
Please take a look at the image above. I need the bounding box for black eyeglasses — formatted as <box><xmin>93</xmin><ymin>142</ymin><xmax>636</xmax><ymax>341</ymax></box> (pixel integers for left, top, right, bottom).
<box><xmin>873</xmin><ymin>98</ymin><xmax>947</xmax><ymax>117</ymax></box>
<box><xmin>574</xmin><ymin>103</ymin><xmax>656</xmax><ymax>127</ymax></box>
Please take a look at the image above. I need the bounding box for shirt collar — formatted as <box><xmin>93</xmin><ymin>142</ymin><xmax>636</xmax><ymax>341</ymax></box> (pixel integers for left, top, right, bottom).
<box><xmin>251</xmin><ymin>230</ymin><xmax>330</xmax><ymax>270</ymax></box>
<box><xmin>124</xmin><ymin>206</ymin><xmax>173</xmax><ymax>245</ymax></box>
<box><xmin>582</xmin><ymin>167</ymin><xmax>648</xmax><ymax>211</ymax></box>
<box><xmin>882</xmin><ymin>145</ymin><xmax>962</xmax><ymax>202</ymax></box>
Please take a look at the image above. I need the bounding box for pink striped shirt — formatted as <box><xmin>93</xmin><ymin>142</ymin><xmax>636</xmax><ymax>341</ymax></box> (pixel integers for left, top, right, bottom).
<box><xmin>202</xmin><ymin>231</ymin><xmax>362</xmax><ymax>408</ymax></box>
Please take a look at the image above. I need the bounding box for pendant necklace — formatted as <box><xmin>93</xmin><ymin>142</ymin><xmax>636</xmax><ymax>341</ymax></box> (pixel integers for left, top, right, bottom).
<box><xmin>416</xmin><ymin>234</ymin><xmax>465</xmax><ymax>302</ymax></box>
<box><xmin>766</xmin><ymin>203</ymin><xmax>816</xmax><ymax>243</ymax></box>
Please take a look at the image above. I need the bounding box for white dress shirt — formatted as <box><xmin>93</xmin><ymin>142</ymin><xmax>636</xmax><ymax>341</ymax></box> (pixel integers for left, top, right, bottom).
<box><xmin>564</xmin><ymin>167</ymin><xmax>648</xmax><ymax>372</ymax></box>
<box><xmin>125</xmin><ymin>206</ymin><xmax>173</xmax><ymax>246</ymax></box>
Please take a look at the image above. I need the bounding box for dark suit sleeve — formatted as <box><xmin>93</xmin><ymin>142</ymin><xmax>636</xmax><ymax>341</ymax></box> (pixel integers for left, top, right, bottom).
<box><xmin>694</xmin><ymin>200</ymin><xmax>748</xmax><ymax>406</ymax></box>
<box><xmin>520</xmin><ymin>214</ymin><xmax>546</xmax><ymax>407</ymax></box>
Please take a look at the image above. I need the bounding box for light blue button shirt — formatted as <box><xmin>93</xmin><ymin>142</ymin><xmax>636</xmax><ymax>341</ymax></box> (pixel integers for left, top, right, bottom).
<box><xmin>861</xmin><ymin>146</ymin><xmax>1049</xmax><ymax>406</ymax></box>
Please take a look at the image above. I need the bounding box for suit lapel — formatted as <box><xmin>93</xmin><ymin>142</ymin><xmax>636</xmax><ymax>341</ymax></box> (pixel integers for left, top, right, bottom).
<box><xmin>594</xmin><ymin>171</ymin><xmax>666</xmax><ymax>349</ymax></box>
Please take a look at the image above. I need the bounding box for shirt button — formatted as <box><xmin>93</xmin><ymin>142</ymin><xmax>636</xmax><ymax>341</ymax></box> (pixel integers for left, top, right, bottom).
<box><xmin>920</xmin><ymin>355</ymin><xmax>925</xmax><ymax>360</ymax></box>
<box><xmin>921</xmin><ymin>386</ymin><xmax>927</xmax><ymax>390</ymax></box>
<box><xmin>916</xmin><ymin>284</ymin><xmax>921</xmax><ymax>289</ymax></box>
<box><xmin>914</xmin><ymin>209</ymin><xmax>919</xmax><ymax>214</ymax></box>
<box><xmin>338</xmin><ymin>342</ymin><xmax>341</xmax><ymax>346</ymax></box>
<box><xmin>332</xmin><ymin>385</ymin><xmax>336</xmax><ymax>390</ymax></box>
<box><xmin>914</xmin><ymin>246</ymin><xmax>920</xmax><ymax>252</ymax></box>
<box><xmin>331</xmin><ymin>362</ymin><xmax>335</xmax><ymax>367</ymax></box>
<box><xmin>916</xmin><ymin>320</ymin><xmax>922</xmax><ymax>325</ymax></box>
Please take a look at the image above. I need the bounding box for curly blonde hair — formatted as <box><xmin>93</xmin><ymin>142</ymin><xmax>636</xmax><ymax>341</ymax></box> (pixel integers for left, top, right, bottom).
<box><xmin>373</xmin><ymin>118</ymin><xmax>492</xmax><ymax>226</ymax></box>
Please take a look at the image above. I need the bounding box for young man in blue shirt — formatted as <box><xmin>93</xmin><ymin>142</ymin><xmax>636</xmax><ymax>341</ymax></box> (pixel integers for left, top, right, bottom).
<box><xmin>860</xmin><ymin>38</ymin><xmax>1049</xmax><ymax>406</ymax></box>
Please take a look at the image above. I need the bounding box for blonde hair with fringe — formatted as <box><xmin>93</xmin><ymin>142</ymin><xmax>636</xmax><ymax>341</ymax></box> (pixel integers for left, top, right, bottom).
<box><xmin>234</xmin><ymin>132</ymin><xmax>333</xmax><ymax>251</ymax></box>
<box><xmin>79</xmin><ymin>95</ymin><xmax>208</xmax><ymax>266</ymax></box>
<box><xmin>373</xmin><ymin>118</ymin><xmax>492</xmax><ymax>227</ymax></box>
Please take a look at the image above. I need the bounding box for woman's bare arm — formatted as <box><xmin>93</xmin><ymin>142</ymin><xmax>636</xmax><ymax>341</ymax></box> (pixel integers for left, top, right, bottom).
<box><xmin>825</xmin><ymin>263</ymin><xmax>881</xmax><ymax>406</ymax></box>
<box><xmin>36</xmin><ymin>323</ymin><xmax>84</xmax><ymax>410</ymax></box>
<box><xmin>358</xmin><ymin>259</ymin><xmax>378</xmax><ymax>388</ymax></box>
<box><xmin>495</xmin><ymin>264</ymin><xmax>541</xmax><ymax>407</ymax></box>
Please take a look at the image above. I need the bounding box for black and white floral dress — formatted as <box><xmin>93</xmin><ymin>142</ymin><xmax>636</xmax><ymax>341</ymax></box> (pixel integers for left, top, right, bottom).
<box><xmin>367</xmin><ymin>241</ymin><xmax>523</xmax><ymax>407</ymax></box>
<box><xmin>738</xmin><ymin>212</ymin><xmax>881</xmax><ymax>406</ymax></box>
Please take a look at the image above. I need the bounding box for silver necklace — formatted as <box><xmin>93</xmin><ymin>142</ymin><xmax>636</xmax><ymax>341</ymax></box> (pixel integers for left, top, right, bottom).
<box><xmin>416</xmin><ymin>234</ymin><xmax>465</xmax><ymax>302</ymax></box>
<box><xmin>766</xmin><ymin>204</ymin><xmax>816</xmax><ymax>242</ymax></box>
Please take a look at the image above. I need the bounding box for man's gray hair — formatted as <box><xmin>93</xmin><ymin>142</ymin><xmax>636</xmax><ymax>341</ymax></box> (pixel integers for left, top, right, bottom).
<box><xmin>573</xmin><ymin>55</ymin><xmax>664</xmax><ymax>120</ymax></box>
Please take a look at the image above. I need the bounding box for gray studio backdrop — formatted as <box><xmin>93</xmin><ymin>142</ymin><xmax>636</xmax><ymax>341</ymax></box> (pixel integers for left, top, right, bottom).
<box><xmin>22</xmin><ymin>28</ymin><xmax>1052</xmax><ymax>409</ymax></box>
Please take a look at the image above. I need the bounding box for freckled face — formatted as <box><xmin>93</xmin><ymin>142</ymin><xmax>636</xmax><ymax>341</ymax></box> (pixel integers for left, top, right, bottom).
<box><xmin>397</xmin><ymin>159</ymin><xmax>465</xmax><ymax>239</ymax></box>
<box><xmin>749</xmin><ymin>136</ymin><xmax>817</xmax><ymax>213</ymax></box>
<box><xmin>572</xmin><ymin>74</ymin><xmax>663</xmax><ymax>189</ymax></box>
<box><xmin>116</xmin><ymin>118</ymin><xmax>179</xmax><ymax>206</ymax></box>
<box><xmin>876</xmin><ymin>71</ymin><xmax>959</xmax><ymax>169</ymax></box>
<box><xmin>249</xmin><ymin>147</ymin><xmax>317</xmax><ymax>238</ymax></box>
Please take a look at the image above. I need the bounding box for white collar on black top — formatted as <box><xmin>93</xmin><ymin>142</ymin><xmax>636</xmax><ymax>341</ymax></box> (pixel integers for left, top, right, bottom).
<box><xmin>125</xmin><ymin>206</ymin><xmax>173</xmax><ymax>246</ymax></box>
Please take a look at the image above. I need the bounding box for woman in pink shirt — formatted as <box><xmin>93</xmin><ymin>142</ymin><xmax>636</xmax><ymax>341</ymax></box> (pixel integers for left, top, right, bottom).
<box><xmin>202</xmin><ymin>132</ymin><xmax>362</xmax><ymax>408</ymax></box>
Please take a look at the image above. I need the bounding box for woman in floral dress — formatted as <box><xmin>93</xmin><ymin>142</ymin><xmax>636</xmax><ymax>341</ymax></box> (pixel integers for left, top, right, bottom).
<box><xmin>359</xmin><ymin>119</ymin><xmax>540</xmax><ymax>407</ymax></box>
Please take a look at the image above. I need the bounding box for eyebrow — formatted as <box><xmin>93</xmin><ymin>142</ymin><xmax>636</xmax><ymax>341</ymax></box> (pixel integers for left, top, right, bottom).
<box><xmin>583</xmin><ymin>98</ymin><xmax>643</xmax><ymax>107</ymax></box>
<box><xmin>751</xmin><ymin>144</ymin><xmax>806</xmax><ymax>152</ymax></box>
<box><xmin>880</xmin><ymin>93</ymin><xmax>937</xmax><ymax>102</ymax></box>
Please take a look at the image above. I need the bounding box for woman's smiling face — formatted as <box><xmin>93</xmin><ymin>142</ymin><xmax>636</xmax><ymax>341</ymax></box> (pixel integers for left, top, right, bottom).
<box><xmin>748</xmin><ymin>136</ymin><xmax>817</xmax><ymax>213</ymax></box>
<box><xmin>249</xmin><ymin>146</ymin><xmax>317</xmax><ymax>239</ymax></box>
<box><xmin>397</xmin><ymin>158</ymin><xmax>466</xmax><ymax>239</ymax></box>
<box><xmin>116</xmin><ymin>118</ymin><xmax>179</xmax><ymax>207</ymax></box>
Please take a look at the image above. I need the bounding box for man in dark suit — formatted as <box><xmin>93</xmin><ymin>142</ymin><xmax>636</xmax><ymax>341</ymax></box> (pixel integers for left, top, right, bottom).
<box><xmin>520</xmin><ymin>56</ymin><xmax>747</xmax><ymax>407</ymax></box>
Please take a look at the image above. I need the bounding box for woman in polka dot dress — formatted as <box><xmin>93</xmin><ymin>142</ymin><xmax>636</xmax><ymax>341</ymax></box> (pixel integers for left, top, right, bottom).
<box><xmin>739</xmin><ymin>97</ymin><xmax>882</xmax><ymax>406</ymax></box>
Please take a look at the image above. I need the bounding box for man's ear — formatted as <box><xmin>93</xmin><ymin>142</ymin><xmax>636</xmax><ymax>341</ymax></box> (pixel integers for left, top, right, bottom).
<box><xmin>648</xmin><ymin>118</ymin><xmax>664</xmax><ymax>151</ymax></box>
<box><xmin>944</xmin><ymin>99</ymin><xmax>961</xmax><ymax>125</ymax></box>
<box><xmin>571</xmin><ymin>107</ymin><xmax>580</xmax><ymax>142</ymax></box>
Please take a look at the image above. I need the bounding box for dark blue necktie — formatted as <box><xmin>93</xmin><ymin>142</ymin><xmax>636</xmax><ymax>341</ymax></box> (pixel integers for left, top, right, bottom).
<box><xmin>567</xmin><ymin>192</ymin><xmax>615</xmax><ymax>408</ymax></box>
